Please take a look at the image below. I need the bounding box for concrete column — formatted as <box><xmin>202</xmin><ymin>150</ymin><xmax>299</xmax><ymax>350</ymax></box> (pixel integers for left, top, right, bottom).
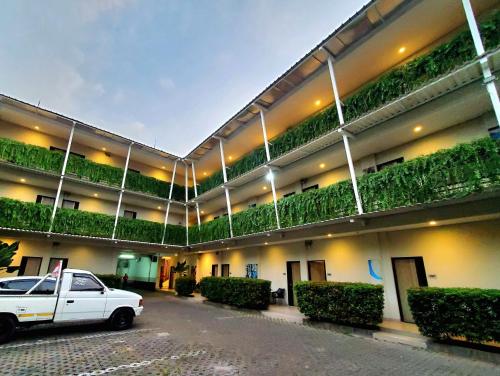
<box><xmin>161</xmin><ymin>159</ymin><xmax>178</xmax><ymax>245</ymax></box>
<box><xmin>216</xmin><ymin>137</ymin><xmax>234</xmax><ymax>238</ymax></box>
<box><xmin>112</xmin><ymin>142</ymin><xmax>133</xmax><ymax>240</ymax></box>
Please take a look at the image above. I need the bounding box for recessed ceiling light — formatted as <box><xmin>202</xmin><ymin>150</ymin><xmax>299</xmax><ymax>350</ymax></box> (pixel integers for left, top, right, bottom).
<box><xmin>203</xmin><ymin>172</ymin><xmax>208</xmax><ymax>176</ymax></box>
<box><xmin>161</xmin><ymin>166</ymin><xmax>166</xmax><ymax>170</ymax></box>
<box><xmin>262</xmin><ymin>186</ymin><xmax>268</xmax><ymax>190</ymax></box>
<box><xmin>157</xmin><ymin>206</ymin><xmax>162</xmax><ymax>210</ymax></box>
<box><xmin>201</xmin><ymin>210</ymin><xmax>205</xmax><ymax>214</ymax></box>
<box><xmin>315</xmin><ymin>99</ymin><xmax>321</xmax><ymax>106</ymax></box>
<box><xmin>429</xmin><ymin>220</ymin><xmax>437</xmax><ymax>226</ymax></box>
<box><xmin>319</xmin><ymin>163</ymin><xmax>325</xmax><ymax>169</ymax></box>
<box><xmin>264</xmin><ymin>242</ymin><xmax>268</xmax><ymax>245</ymax></box>
<box><xmin>228</xmin><ymin>156</ymin><xmax>233</xmax><ymax>161</ymax></box>
<box><xmin>327</xmin><ymin>233</ymin><xmax>332</xmax><ymax>237</ymax></box>
<box><xmin>34</xmin><ymin>126</ymin><xmax>40</xmax><ymax>130</ymax></box>
<box><xmin>414</xmin><ymin>125</ymin><xmax>423</xmax><ymax>133</ymax></box>
<box><xmin>93</xmin><ymin>193</ymin><xmax>99</xmax><ymax>197</ymax></box>
<box><xmin>101</xmin><ymin>147</ymin><xmax>107</xmax><ymax>151</ymax></box>
<box><xmin>398</xmin><ymin>46</ymin><xmax>406</xmax><ymax>54</ymax></box>
<box><xmin>20</xmin><ymin>178</ymin><xmax>26</xmax><ymax>183</ymax></box>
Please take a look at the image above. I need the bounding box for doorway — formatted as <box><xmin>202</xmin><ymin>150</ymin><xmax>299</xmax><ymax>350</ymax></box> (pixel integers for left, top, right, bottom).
<box><xmin>286</xmin><ymin>261</ymin><xmax>301</xmax><ymax>306</ymax></box>
<box><xmin>307</xmin><ymin>260</ymin><xmax>326</xmax><ymax>281</ymax></box>
<box><xmin>221</xmin><ymin>264</ymin><xmax>230</xmax><ymax>277</ymax></box>
<box><xmin>392</xmin><ymin>257</ymin><xmax>428</xmax><ymax>323</ymax></box>
<box><xmin>18</xmin><ymin>257</ymin><xmax>42</xmax><ymax>276</ymax></box>
<box><xmin>211</xmin><ymin>264</ymin><xmax>218</xmax><ymax>277</ymax></box>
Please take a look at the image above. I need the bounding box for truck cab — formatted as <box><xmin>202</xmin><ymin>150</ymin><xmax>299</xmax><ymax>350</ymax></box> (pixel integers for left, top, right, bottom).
<box><xmin>0</xmin><ymin>269</ymin><xmax>143</xmax><ymax>343</ymax></box>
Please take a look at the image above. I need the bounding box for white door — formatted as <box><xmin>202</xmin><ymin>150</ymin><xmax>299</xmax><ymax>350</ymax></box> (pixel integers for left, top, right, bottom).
<box><xmin>59</xmin><ymin>273</ymin><xmax>107</xmax><ymax>321</ymax></box>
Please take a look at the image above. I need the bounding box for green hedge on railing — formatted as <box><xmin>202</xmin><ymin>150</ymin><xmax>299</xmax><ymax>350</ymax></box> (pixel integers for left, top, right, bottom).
<box><xmin>0</xmin><ymin>197</ymin><xmax>52</xmax><ymax>232</ymax></box>
<box><xmin>0</xmin><ymin>138</ymin><xmax>188</xmax><ymax>201</ymax></box>
<box><xmin>190</xmin><ymin>138</ymin><xmax>500</xmax><ymax>243</ymax></box>
<box><xmin>408</xmin><ymin>287</ymin><xmax>500</xmax><ymax>343</ymax></box>
<box><xmin>197</xmin><ymin>13</ymin><xmax>500</xmax><ymax>195</ymax></box>
<box><xmin>295</xmin><ymin>281</ymin><xmax>384</xmax><ymax>326</ymax></box>
<box><xmin>0</xmin><ymin>197</ymin><xmax>186</xmax><ymax>245</ymax></box>
<box><xmin>200</xmin><ymin>276</ymin><xmax>271</xmax><ymax>309</ymax></box>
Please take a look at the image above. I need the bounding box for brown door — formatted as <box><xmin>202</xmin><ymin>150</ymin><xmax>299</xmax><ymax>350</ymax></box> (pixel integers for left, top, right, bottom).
<box><xmin>221</xmin><ymin>264</ymin><xmax>230</xmax><ymax>277</ymax></box>
<box><xmin>286</xmin><ymin>261</ymin><xmax>301</xmax><ymax>306</ymax></box>
<box><xmin>211</xmin><ymin>264</ymin><xmax>218</xmax><ymax>277</ymax></box>
<box><xmin>392</xmin><ymin>257</ymin><xmax>428</xmax><ymax>323</ymax></box>
<box><xmin>307</xmin><ymin>260</ymin><xmax>326</xmax><ymax>281</ymax></box>
<box><xmin>18</xmin><ymin>257</ymin><xmax>42</xmax><ymax>276</ymax></box>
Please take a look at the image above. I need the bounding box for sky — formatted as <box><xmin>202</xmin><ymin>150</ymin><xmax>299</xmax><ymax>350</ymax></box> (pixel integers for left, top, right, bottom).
<box><xmin>0</xmin><ymin>0</ymin><xmax>367</xmax><ymax>156</ymax></box>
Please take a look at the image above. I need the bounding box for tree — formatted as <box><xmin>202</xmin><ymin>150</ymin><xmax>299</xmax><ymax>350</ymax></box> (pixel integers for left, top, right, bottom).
<box><xmin>0</xmin><ymin>241</ymin><xmax>20</xmax><ymax>273</ymax></box>
<box><xmin>172</xmin><ymin>260</ymin><xmax>189</xmax><ymax>276</ymax></box>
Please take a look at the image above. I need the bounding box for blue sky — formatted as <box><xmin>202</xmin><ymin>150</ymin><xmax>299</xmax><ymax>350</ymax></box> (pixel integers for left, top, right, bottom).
<box><xmin>0</xmin><ymin>0</ymin><xmax>367</xmax><ymax>156</ymax></box>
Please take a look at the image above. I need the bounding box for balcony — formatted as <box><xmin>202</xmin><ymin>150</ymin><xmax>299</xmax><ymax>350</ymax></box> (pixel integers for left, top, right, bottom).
<box><xmin>0</xmin><ymin>197</ymin><xmax>186</xmax><ymax>246</ymax></box>
<box><xmin>188</xmin><ymin>138</ymin><xmax>500</xmax><ymax>245</ymax></box>
<box><xmin>0</xmin><ymin>137</ymin><xmax>193</xmax><ymax>202</ymax></box>
<box><xmin>195</xmin><ymin>13</ymin><xmax>500</xmax><ymax>198</ymax></box>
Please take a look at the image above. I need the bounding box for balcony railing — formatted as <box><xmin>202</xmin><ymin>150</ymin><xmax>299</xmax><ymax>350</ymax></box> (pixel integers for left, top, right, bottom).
<box><xmin>0</xmin><ymin>137</ymin><xmax>192</xmax><ymax>201</ymax></box>
<box><xmin>0</xmin><ymin>197</ymin><xmax>186</xmax><ymax>246</ymax></box>
<box><xmin>197</xmin><ymin>12</ymin><xmax>500</xmax><ymax>195</ymax></box>
<box><xmin>189</xmin><ymin>138</ymin><xmax>500</xmax><ymax>244</ymax></box>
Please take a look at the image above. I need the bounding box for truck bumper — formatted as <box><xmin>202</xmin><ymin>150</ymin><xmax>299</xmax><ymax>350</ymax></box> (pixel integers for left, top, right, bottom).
<box><xmin>134</xmin><ymin>307</ymin><xmax>144</xmax><ymax>316</ymax></box>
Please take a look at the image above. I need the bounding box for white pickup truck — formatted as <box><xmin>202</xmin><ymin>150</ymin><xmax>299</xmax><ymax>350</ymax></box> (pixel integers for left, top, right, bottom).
<box><xmin>0</xmin><ymin>268</ymin><xmax>143</xmax><ymax>343</ymax></box>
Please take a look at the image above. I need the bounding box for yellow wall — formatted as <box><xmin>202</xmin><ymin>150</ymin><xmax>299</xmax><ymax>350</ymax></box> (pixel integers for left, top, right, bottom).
<box><xmin>197</xmin><ymin>219</ymin><xmax>500</xmax><ymax>319</ymax></box>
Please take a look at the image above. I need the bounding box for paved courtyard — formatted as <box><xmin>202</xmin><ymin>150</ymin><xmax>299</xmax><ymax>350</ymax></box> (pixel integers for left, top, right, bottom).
<box><xmin>2</xmin><ymin>291</ymin><xmax>499</xmax><ymax>375</ymax></box>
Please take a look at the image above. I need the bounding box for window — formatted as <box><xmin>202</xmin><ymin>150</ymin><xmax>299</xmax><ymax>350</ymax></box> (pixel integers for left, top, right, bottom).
<box><xmin>32</xmin><ymin>279</ymin><xmax>56</xmax><ymax>295</ymax></box>
<box><xmin>376</xmin><ymin>157</ymin><xmax>404</xmax><ymax>171</ymax></box>
<box><xmin>50</xmin><ymin>146</ymin><xmax>85</xmax><ymax>159</ymax></box>
<box><xmin>211</xmin><ymin>264</ymin><xmax>218</xmax><ymax>277</ymax></box>
<box><xmin>70</xmin><ymin>274</ymin><xmax>103</xmax><ymax>291</ymax></box>
<box><xmin>363</xmin><ymin>166</ymin><xmax>376</xmax><ymax>175</ymax></box>
<box><xmin>1</xmin><ymin>279</ymin><xmax>39</xmax><ymax>292</ymax></box>
<box><xmin>47</xmin><ymin>258</ymin><xmax>68</xmax><ymax>273</ymax></box>
<box><xmin>302</xmin><ymin>184</ymin><xmax>319</xmax><ymax>193</ymax></box>
<box><xmin>124</xmin><ymin>210</ymin><xmax>137</xmax><ymax>219</ymax></box>
<box><xmin>307</xmin><ymin>260</ymin><xmax>327</xmax><ymax>282</ymax></box>
<box><xmin>213</xmin><ymin>216</ymin><xmax>220</xmax><ymax>220</ymax></box>
<box><xmin>283</xmin><ymin>192</ymin><xmax>296</xmax><ymax>198</ymax></box>
<box><xmin>62</xmin><ymin>199</ymin><xmax>79</xmax><ymax>210</ymax></box>
<box><xmin>36</xmin><ymin>195</ymin><xmax>55</xmax><ymax>206</ymax></box>
<box><xmin>18</xmin><ymin>257</ymin><xmax>42</xmax><ymax>276</ymax></box>
<box><xmin>221</xmin><ymin>264</ymin><xmax>230</xmax><ymax>277</ymax></box>
<box><xmin>129</xmin><ymin>168</ymin><xmax>141</xmax><ymax>174</ymax></box>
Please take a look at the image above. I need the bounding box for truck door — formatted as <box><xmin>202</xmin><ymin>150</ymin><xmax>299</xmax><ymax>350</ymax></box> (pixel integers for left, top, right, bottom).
<box><xmin>59</xmin><ymin>273</ymin><xmax>107</xmax><ymax>321</ymax></box>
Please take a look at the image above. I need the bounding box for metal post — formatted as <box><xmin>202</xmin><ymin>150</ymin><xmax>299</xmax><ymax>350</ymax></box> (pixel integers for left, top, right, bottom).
<box><xmin>257</xmin><ymin>107</ymin><xmax>280</xmax><ymax>228</ymax></box>
<box><xmin>462</xmin><ymin>0</ymin><xmax>500</xmax><ymax>124</ymax></box>
<box><xmin>48</xmin><ymin>121</ymin><xmax>76</xmax><ymax>233</ymax></box>
<box><xmin>184</xmin><ymin>161</ymin><xmax>189</xmax><ymax>245</ymax></box>
<box><xmin>112</xmin><ymin>142</ymin><xmax>133</xmax><ymax>240</ymax></box>
<box><xmin>217</xmin><ymin>137</ymin><xmax>234</xmax><ymax>237</ymax></box>
<box><xmin>323</xmin><ymin>51</ymin><xmax>364</xmax><ymax>214</ymax></box>
<box><xmin>161</xmin><ymin>159</ymin><xmax>178</xmax><ymax>244</ymax></box>
<box><xmin>191</xmin><ymin>161</ymin><xmax>201</xmax><ymax>227</ymax></box>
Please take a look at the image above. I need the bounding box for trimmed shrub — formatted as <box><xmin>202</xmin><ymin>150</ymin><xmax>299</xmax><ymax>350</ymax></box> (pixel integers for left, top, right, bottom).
<box><xmin>95</xmin><ymin>274</ymin><xmax>122</xmax><ymax>288</ymax></box>
<box><xmin>175</xmin><ymin>276</ymin><xmax>196</xmax><ymax>296</ymax></box>
<box><xmin>200</xmin><ymin>277</ymin><xmax>271</xmax><ymax>309</ymax></box>
<box><xmin>408</xmin><ymin>287</ymin><xmax>500</xmax><ymax>343</ymax></box>
<box><xmin>295</xmin><ymin>281</ymin><xmax>384</xmax><ymax>326</ymax></box>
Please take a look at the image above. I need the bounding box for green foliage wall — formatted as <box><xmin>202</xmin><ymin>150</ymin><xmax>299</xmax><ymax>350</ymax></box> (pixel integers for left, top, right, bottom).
<box><xmin>408</xmin><ymin>287</ymin><xmax>500</xmax><ymax>343</ymax></box>
<box><xmin>0</xmin><ymin>138</ymin><xmax>188</xmax><ymax>201</ymax></box>
<box><xmin>191</xmin><ymin>138</ymin><xmax>500</xmax><ymax>242</ymax></box>
<box><xmin>52</xmin><ymin>207</ymin><xmax>115</xmax><ymax>238</ymax></box>
<box><xmin>295</xmin><ymin>281</ymin><xmax>384</xmax><ymax>326</ymax></box>
<box><xmin>200</xmin><ymin>276</ymin><xmax>271</xmax><ymax>309</ymax></box>
<box><xmin>197</xmin><ymin>13</ymin><xmax>500</xmax><ymax>195</ymax></box>
<box><xmin>0</xmin><ymin>197</ymin><xmax>52</xmax><ymax>231</ymax></box>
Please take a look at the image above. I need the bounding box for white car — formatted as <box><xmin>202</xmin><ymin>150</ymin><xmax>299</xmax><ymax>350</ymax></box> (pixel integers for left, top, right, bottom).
<box><xmin>0</xmin><ymin>269</ymin><xmax>143</xmax><ymax>343</ymax></box>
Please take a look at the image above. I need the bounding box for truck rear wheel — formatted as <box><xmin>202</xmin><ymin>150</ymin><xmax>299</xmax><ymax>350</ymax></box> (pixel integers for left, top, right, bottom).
<box><xmin>0</xmin><ymin>315</ymin><xmax>16</xmax><ymax>344</ymax></box>
<box><xmin>109</xmin><ymin>309</ymin><xmax>134</xmax><ymax>330</ymax></box>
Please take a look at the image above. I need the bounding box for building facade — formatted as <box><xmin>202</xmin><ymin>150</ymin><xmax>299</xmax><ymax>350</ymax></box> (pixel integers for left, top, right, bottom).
<box><xmin>1</xmin><ymin>0</ymin><xmax>499</xmax><ymax>322</ymax></box>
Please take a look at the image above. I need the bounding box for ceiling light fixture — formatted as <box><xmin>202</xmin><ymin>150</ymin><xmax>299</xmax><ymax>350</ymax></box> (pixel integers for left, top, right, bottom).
<box><xmin>20</xmin><ymin>178</ymin><xmax>26</xmax><ymax>183</ymax></box>
<box><xmin>327</xmin><ymin>233</ymin><xmax>332</xmax><ymax>237</ymax></box>
<box><xmin>429</xmin><ymin>220</ymin><xmax>437</xmax><ymax>226</ymax></box>
<box><xmin>398</xmin><ymin>46</ymin><xmax>406</xmax><ymax>54</ymax></box>
<box><xmin>262</xmin><ymin>186</ymin><xmax>268</xmax><ymax>190</ymax></box>
<box><xmin>414</xmin><ymin>125</ymin><xmax>423</xmax><ymax>133</ymax></box>
<box><xmin>34</xmin><ymin>126</ymin><xmax>40</xmax><ymax>130</ymax></box>
<box><xmin>203</xmin><ymin>172</ymin><xmax>208</xmax><ymax>176</ymax></box>
<box><xmin>315</xmin><ymin>99</ymin><xmax>321</xmax><ymax>106</ymax></box>
<box><xmin>319</xmin><ymin>163</ymin><xmax>325</xmax><ymax>169</ymax></box>
<box><xmin>102</xmin><ymin>147</ymin><xmax>107</xmax><ymax>151</ymax></box>
<box><xmin>93</xmin><ymin>193</ymin><xmax>99</xmax><ymax>197</ymax></box>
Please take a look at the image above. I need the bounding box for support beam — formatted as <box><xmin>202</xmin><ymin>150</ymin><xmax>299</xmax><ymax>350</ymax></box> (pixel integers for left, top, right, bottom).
<box><xmin>323</xmin><ymin>52</ymin><xmax>364</xmax><ymax>214</ymax></box>
<box><xmin>48</xmin><ymin>121</ymin><xmax>76</xmax><ymax>233</ymax></box>
<box><xmin>191</xmin><ymin>161</ymin><xmax>201</xmax><ymax>227</ymax></box>
<box><xmin>112</xmin><ymin>142</ymin><xmax>133</xmax><ymax>240</ymax></box>
<box><xmin>161</xmin><ymin>159</ymin><xmax>178</xmax><ymax>244</ymax></box>
<box><xmin>461</xmin><ymin>0</ymin><xmax>500</xmax><ymax>125</ymax></box>
<box><xmin>257</xmin><ymin>107</ymin><xmax>281</xmax><ymax>229</ymax></box>
<box><xmin>185</xmin><ymin>161</ymin><xmax>189</xmax><ymax>245</ymax></box>
<box><xmin>217</xmin><ymin>137</ymin><xmax>234</xmax><ymax>237</ymax></box>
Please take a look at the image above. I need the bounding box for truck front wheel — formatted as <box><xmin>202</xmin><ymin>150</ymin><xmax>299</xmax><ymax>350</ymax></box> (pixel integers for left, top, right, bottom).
<box><xmin>0</xmin><ymin>315</ymin><xmax>16</xmax><ymax>344</ymax></box>
<box><xmin>109</xmin><ymin>308</ymin><xmax>134</xmax><ymax>330</ymax></box>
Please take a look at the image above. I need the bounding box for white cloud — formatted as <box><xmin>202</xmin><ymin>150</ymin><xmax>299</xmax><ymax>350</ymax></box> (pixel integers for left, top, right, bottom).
<box><xmin>159</xmin><ymin>77</ymin><xmax>175</xmax><ymax>91</ymax></box>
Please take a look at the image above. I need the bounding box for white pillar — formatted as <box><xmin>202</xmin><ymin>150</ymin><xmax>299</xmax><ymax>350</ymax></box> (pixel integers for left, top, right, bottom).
<box><xmin>112</xmin><ymin>142</ymin><xmax>133</xmax><ymax>240</ymax></box>
<box><xmin>161</xmin><ymin>159</ymin><xmax>178</xmax><ymax>244</ymax></box>
<box><xmin>217</xmin><ymin>137</ymin><xmax>234</xmax><ymax>238</ymax></box>
<box><xmin>257</xmin><ymin>107</ymin><xmax>280</xmax><ymax>229</ymax></box>
<box><xmin>191</xmin><ymin>161</ymin><xmax>201</xmax><ymax>227</ymax></box>
<box><xmin>462</xmin><ymin>0</ymin><xmax>500</xmax><ymax>124</ymax></box>
<box><xmin>185</xmin><ymin>161</ymin><xmax>189</xmax><ymax>245</ymax></box>
<box><xmin>324</xmin><ymin>51</ymin><xmax>364</xmax><ymax>214</ymax></box>
<box><xmin>48</xmin><ymin>121</ymin><xmax>76</xmax><ymax>233</ymax></box>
